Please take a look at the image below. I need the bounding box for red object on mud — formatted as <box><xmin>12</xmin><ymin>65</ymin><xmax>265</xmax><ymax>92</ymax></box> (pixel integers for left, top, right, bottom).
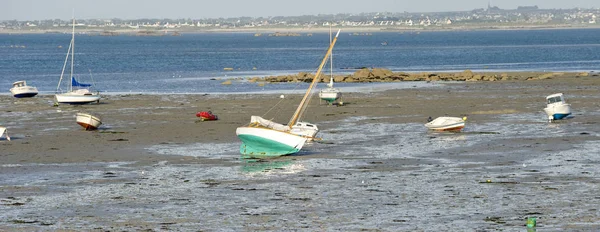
<box><xmin>196</xmin><ymin>111</ymin><xmax>218</xmax><ymax>121</ymax></box>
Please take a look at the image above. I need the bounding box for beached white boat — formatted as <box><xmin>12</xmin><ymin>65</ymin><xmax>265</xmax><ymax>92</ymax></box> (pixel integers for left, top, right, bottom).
<box><xmin>543</xmin><ymin>93</ymin><xmax>571</xmax><ymax>121</ymax></box>
<box><xmin>10</xmin><ymin>81</ymin><xmax>38</xmax><ymax>98</ymax></box>
<box><xmin>319</xmin><ymin>27</ymin><xmax>342</xmax><ymax>105</ymax></box>
<box><xmin>236</xmin><ymin>30</ymin><xmax>341</xmax><ymax>158</ymax></box>
<box><xmin>0</xmin><ymin>126</ymin><xmax>10</xmax><ymax>141</ymax></box>
<box><xmin>76</xmin><ymin>113</ymin><xmax>102</xmax><ymax>130</ymax></box>
<box><xmin>319</xmin><ymin>78</ymin><xmax>342</xmax><ymax>105</ymax></box>
<box><xmin>55</xmin><ymin>17</ymin><xmax>101</xmax><ymax>105</ymax></box>
<box><xmin>425</xmin><ymin>116</ymin><xmax>466</xmax><ymax>132</ymax></box>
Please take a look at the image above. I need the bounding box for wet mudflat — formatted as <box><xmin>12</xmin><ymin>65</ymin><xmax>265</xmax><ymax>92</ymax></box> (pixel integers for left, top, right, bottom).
<box><xmin>1</xmin><ymin>77</ymin><xmax>599</xmax><ymax>231</ymax></box>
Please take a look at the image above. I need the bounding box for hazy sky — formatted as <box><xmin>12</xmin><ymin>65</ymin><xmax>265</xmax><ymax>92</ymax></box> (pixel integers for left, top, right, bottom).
<box><xmin>3</xmin><ymin>0</ymin><xmax>599</xmax><ymax>20</ymax></box>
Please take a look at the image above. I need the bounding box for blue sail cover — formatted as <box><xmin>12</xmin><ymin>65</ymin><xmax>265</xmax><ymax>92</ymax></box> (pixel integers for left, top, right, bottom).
<box><xmin>72</xmin><ymin>77</ymin><xmax>92</xmax><ymax>87</ymax></box>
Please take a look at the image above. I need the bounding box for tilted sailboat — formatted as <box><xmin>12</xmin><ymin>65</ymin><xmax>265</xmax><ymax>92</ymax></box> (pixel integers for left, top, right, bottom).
<box><xmin>55</xmin><ymin>16</ymin><xmax>101</xmax><ymax>105</ymax></box>
<box><xmin>319</xmin><ymin>27</ymin><xmax>342</xmax><ymax>105</ymax></box>
<box><xmin>236</xmin><ymin>30</ymin><xmax>341</xmax><ymax>158</ymax></box>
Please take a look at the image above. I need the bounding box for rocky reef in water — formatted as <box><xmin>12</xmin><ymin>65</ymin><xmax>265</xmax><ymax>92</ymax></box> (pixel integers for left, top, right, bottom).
<box><xmin>258</xmin><ymin>68</ymin><xmax>593</xmax><ymax>83</ymax></box>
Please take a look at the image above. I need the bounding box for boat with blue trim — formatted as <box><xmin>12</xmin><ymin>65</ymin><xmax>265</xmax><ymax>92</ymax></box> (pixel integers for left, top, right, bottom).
<box><xmin>544</xmin><ymin>93</ymin><xmax>571</xmax><ymax>121</ymax></box>
<box><xmin>10</xmin><ymin>81</ymin><xmax>38</xmax><ymax>98</ymax></box>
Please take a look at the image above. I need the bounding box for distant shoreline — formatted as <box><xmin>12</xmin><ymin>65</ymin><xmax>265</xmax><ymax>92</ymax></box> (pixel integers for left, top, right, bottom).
<box><xmin>2</xmin><ymin>24</ymin><xmax>600</xmax><ymax>35</ymax></box>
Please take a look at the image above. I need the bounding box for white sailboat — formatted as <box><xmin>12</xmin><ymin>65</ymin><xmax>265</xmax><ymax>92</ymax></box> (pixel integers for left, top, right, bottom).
<box><xmin>55</xmin><ymin>16</ymin><xmax>101</xmax><ymax>105</ymax></box>
<box><xmin>319</xmin><ymin>27</ymin><xmax>342</xmax><ymax>105</ymax></box>
<box><xmin>236</xmin><ymin>30</ymin><xmax>341</xmax><ymax>158</ymax></box>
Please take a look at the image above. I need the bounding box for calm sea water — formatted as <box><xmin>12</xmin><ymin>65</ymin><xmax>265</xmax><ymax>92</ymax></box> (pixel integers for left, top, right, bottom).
<box><xmin>2</xmin><ymin>29</ymin><xmax>600</xmax><ymax>94</ymax></box>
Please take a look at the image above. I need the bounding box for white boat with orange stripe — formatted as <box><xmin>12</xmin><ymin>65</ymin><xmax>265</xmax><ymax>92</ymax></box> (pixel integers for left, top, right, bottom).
<box><xmin>236</xmin><ymin>29</ymin><xmax>341</xmax><ymax>158</ymax></box>
<box><xmin>76</xmin><ymin>113</ymin><xmax>102</xmax><ymax>130</ymax></box>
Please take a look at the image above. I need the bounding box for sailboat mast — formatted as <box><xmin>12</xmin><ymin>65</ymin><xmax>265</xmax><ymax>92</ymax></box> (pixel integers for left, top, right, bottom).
<box><xmin>288</xmin><ymin>29</ymin><xmax>340</xmax><ymax>128</ymax></box>
<box><xmin>70</xmin><ymin>17</ymin><xmax>75</xmax><ymax>92</ymax></box>
<box><xmin>57</xmin><ymin>42</ymin><xmax>72</xmax><ymax>92</ymax></box>
<box><xmin>329</xmin><ymin>25</ymin><xmax>333</xmax><ymax>82</ymax></box>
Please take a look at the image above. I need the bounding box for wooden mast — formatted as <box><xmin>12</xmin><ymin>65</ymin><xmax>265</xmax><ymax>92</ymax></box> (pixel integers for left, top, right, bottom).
<box><xmin>287</xmin><ymin>29</ymin><xmax>340</xmax><ymax>128</ymax></box>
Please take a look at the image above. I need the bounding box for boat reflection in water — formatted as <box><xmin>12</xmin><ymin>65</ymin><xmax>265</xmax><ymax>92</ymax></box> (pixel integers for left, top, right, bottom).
<box><xmin>241</xmin><ymin>159</ymin><xmax>305</xmax><ymax>175</ymax></box>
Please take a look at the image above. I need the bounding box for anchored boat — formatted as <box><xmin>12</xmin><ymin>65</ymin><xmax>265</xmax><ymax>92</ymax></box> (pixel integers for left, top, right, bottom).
<box><xmin>55</xmin><ymin>16</ymin><xmax>101</xmax><ymax>105</ymax></box>
<box><xmin>543</xmin><ymin>93</ymin><xmax>571</xmax><ymax>121</ymax></box>
<box><xmin>236</xmin><ymin>30</ymin><xmax>341</xmax><ymax>158</ymax></box>
<box><xmin>319</xmin><ymin>27</ymin><xmax>342</xmax><ymax>105</ymax></box>
<box><xmin>10</xmin><ymin>81</ymin><xmax>38</xmax><ymax>98</ymax></box>
<box><xmin>76</xmin><ymin>113</ymin><xmax>102</xmax><ymax>130</ymax></box>
<box><xmin>425</xmin><ymin>116</ymin><xmax>467</xmax><ymax>132</ymax></box>
<box><xmin>0</xmin><ymin>126</ymin><xmax>10</xmax><ymax>141</ymax></box>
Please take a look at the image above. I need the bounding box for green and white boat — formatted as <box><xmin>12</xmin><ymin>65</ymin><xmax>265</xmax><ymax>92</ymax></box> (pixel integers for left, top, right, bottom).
<box><xmin>319</xmin><ymin>78</ymin><xmax>342</xmax><ymax>104</ymax></box>
<box><xmin>319</xmin><ymin>27</ymin><xmax>342</xmax><ymax>105</ymax></box>
<box><xmin>236</xmin><ymin>29</ymin><xmax>341</xmax><ymax>158</ymax></box>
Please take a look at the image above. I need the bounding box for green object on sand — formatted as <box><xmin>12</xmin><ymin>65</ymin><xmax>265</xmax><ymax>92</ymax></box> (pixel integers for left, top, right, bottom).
<box><xmin>526</xmin><ymin>217</ymin><xmax>536</xmax><ymax>228</ymax></box>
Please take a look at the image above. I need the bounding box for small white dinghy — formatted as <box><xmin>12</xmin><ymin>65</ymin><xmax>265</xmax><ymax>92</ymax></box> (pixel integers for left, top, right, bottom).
<box><xmin>425</xmin><ymin>116</ymin><xmax>466</xmax><ymax>132</ymax></box>
<box><xmin>76</xmin><ymin>113</ymin><xmax>102</xmax><ymax>131</ymax></box>
<box><xmin>0</xmin><ymin>126</ymin><xmax>11</xmax><ymax>141</ymax></box>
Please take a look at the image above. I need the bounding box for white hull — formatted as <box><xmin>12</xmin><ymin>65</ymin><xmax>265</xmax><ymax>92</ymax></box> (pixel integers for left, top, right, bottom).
<box><xmin>543</xmin><ymin>103</ymin><xmax>571</xmax><ymax>116</ymax></box>
<box><xmin>56</xmin><ymin>92</ymin><xmax>101</xmax><ymax>104</ymax></box>
<box><xmin>236</xmin><ymin>126</ymin><xmax>307</xmax><ymax>157</ymax></box>
<box><xmin>10</xmin><ymin>86</ymin><xmax>39</xmax><ymax>98</ymax></box>
<box><xmin>425</xmin><ymin>117</ymin><xmax>466</xmax><ymax>131</ymax></box>
<box><xmin>319</xmin><ymin>89</ymin><xmax>341</xmax><ymax>100</ymax></box>
<box><xmin>55</xmin><ymin>18</ymin><xmax>101</xmax><ymax>105</ymax></box>
<box><xmin>544</xmin><ymin>103</ymin><xmax>571</xmax><ymax>119</ymax></box>
<box><xmin>10</xmin><ymin>81</ymin><xmax>38</xmax><ymax>98</ymax></box>
<box><xmin>76</xmin><ymin>113</ymin><xmax>102</xmax><ymax>130</ymax></box>
<box><xmin>0</xmin><ymin>127</ymin><xmax>10</xmax><ymax>141</ymax></box>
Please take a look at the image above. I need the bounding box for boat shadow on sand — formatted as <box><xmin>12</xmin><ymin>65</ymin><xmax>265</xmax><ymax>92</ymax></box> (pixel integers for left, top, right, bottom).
<box><xmin>427</xmin><ymin>131</ymin><xmax>500</xmax><ymax>136</ymax></box>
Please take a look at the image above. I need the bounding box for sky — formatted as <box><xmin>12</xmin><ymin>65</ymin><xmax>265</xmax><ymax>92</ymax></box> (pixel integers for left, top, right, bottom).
<box><xmin>2</xmin><ymin>0</ymin><xmax>600</xmax><ymax>21</ymax></box>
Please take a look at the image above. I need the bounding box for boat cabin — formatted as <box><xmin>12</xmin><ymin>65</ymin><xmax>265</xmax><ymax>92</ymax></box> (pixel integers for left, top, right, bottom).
<box><xmin>294</xmin><ymin>122</ymin><xmax>317</xmax><ymax>129</ymax></box>
<box><xmin>546</xmin><ymin>93</ymin><xmax>566</xmax><ymax>105</ymax></box>
<box><xmin>12</xmin><ymin>81</ymin><xmax>26</xmax><ymax>88</ymax></box>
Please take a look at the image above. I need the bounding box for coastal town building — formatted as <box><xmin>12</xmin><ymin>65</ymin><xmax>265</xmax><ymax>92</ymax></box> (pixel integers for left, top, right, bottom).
<box><xmin>1</xmin><ymin>6</ymin><xmax>599</xmax><ymax>32</ymax></box>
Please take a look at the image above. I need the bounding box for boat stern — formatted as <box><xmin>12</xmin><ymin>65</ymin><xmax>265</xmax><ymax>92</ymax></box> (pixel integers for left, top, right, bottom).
<box><xmin>544</xmin><ymin>103</ymin><xmax>571</xmax><ymax>120</ymax></box>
